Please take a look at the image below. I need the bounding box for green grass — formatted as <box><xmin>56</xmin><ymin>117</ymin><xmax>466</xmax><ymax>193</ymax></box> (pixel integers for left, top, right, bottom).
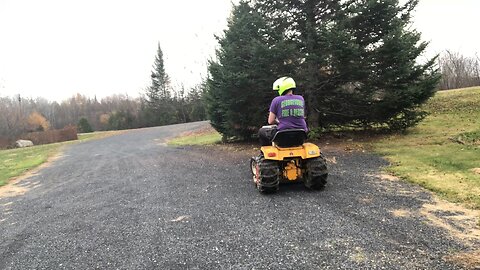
<box><xmin>167</xmin><ymin>132</ymin><xmax>222</xmax><ymax>146</ymax></box>
<box><xmin>78</xmin><ymin>133</ymin><xmax>99</xmax><ymax>141</ymax></box>
<box><xmin>0</xmin><ymin>131</ymin><xmax>119</xmax><ymax>187</ymax></box>
<box><xmin>372</xmin><ymin>87</ymin><xmax>480</xmax><ymax>209</ymax></box>
<box><xmin>0</xmin><ymin>143</ymin><xmax>62</xmax><ymax>186</ymax></box>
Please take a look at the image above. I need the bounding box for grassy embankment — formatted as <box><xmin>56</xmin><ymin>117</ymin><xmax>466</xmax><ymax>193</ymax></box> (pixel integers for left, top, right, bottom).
<box><xmin>0</xmin><ymin>131</ymin><xmax>119</xmax><ymax>187</ymax></box>
<box><xmin>373</xmin><ymin>87</ymin><xmax>480</xmax><ymax>209</ymax></box>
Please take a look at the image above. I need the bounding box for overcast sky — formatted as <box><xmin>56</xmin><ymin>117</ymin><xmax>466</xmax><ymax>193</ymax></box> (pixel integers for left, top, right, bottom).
<box><xmin>0</xmin><ymin>0</ymin><xmax>478</xmax><ymax>101</ymax></box>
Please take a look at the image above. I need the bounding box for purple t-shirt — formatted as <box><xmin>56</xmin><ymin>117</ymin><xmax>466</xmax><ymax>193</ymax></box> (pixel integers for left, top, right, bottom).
<box><xmin>269</xmin><ymin>94</ymin><xmax>308</xmax><ymax>131</ymax></box>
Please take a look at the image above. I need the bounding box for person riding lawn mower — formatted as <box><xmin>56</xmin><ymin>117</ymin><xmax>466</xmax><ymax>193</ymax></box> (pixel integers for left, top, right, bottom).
<box><xmin>251</xmin><ymin>77</ymin><xmax>328</xmax><ymax>193</ymax></box>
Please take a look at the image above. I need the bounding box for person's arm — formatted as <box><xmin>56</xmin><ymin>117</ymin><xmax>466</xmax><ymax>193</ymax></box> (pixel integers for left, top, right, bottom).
<box><xmin>268</xmin><ymin>112</ymin><xmax>277</xmax><ymax>125</ymax></box>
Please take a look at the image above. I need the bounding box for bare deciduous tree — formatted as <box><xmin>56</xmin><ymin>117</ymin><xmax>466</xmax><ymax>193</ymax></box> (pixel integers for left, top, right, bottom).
<box><xmin>438</xmin><ymin>50</ymin><xmax>480</xmax><ymax>90</ymax></box>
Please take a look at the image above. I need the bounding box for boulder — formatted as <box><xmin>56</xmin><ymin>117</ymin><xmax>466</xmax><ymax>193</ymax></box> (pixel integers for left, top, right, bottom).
<box><xmin>16</xmin><ymin>140</ymin><xmax>34</xmax><ymax>148</ymax></box>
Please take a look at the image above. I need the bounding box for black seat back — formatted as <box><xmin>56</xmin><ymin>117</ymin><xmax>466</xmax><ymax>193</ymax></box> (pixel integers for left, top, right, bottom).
<box><xmin>272</xmin><ymin>129</ymin><xmax>306</xmax><ymax>148</ymax></box>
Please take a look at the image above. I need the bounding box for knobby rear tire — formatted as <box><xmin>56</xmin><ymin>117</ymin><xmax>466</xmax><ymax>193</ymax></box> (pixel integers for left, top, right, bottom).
<box><xmin>257</xmin><ymin>156</ymin><xmax>279</xmax><ymax>194</ymax></box>
<box><xmin>304</xmin><ymin>155</ymin><xmax>328</xmax><ymax>190</ymax></box>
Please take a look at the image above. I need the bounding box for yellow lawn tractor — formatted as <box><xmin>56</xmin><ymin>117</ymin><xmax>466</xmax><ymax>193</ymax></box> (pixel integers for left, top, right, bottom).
<box><xmin>250</xmin><ymin>129</ymin><xmax>328</xmax><ymax>193</ymax></box>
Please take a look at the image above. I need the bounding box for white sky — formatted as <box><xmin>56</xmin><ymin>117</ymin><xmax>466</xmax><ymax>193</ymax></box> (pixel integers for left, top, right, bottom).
<box><xmin>411</xmin><ymin>0</ymin><xmax>479</xmax><ymax>59</ymax></box>
<box><xmin>0</xmin><ymin>0</ymin><xmax>478</xmax><ymax>101</ymax></box>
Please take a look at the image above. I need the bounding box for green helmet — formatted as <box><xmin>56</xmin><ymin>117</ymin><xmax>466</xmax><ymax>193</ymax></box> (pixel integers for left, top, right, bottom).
<box><xmin>273</xmin><ymin>77</ymin><xmax>296</xmax><ymax>96</ymax></box>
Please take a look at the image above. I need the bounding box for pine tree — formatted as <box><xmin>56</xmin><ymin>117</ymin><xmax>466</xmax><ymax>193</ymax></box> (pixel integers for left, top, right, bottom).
<box><xmin>206</xmin><ymin>1</ymin><xmax>296</xmax><ymax>139</ymax></box>
<box><xmin>255</xmin><ymin>0</ymin><xmax>342</xmax><ymax>127</ymax></box>
<box><xmin>255</xmin><ymin>0</ymin><xmax>438</xmax><ymax>130</ymax></box>
<box><xmin>208</xmin><ymin>0</ymin><xmax>438</xmax><ymax>134</ymax></box>
<box><xmin>322</xmin><ymin>0</ymin><xmax>439</xmax><ymax>129</ymax></box>
<box><xmin>187</xmin><ymin>80</ymin><xmax>208</xmax><ymax>122</ymax></box>
<box><xmin>144</xmin><ymin>43</ymin><xmax>175</xmax><ymax>126</ymax></box>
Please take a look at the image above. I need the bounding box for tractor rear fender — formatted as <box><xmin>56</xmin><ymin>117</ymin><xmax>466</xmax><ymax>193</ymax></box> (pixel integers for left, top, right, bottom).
<box><xmin>261</xmin><ymin>143</ymin><xmax>321</xmax><ymax>161</ymax></box>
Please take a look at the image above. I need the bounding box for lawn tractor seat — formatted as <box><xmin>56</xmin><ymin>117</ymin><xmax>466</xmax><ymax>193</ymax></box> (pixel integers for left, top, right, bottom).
<box><xmin>272</xmin><ymin>129</ymin><xmax>307</xmax><ymax>148</ymax></box>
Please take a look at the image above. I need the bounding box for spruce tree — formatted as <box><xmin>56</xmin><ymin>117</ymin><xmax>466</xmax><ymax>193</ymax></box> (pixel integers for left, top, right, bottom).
<box><xmin>255</xmin><ymin>0</ymin><xmax>342</xmax><ymax>127</ymax></box>
<box><xmin>255</xmin><ymin>0</ymin><xmax>438</xmax><ymax>130</ymax></box>
<box><xmin>209</xmin><ymin>0</ymin><xmax>438</xmax><ymax>134</ymax></box>
<box><xmin>187</xmin><ymin>81</ymin><xmax>207</xmax><ymax>122</ymax></box>
<box><xmin>322</xmin><ymin>0</ymin><xmax>439</xmax><ymax>129</ymax></box>
<box><xmin>206</xmin><ymin>1</ymin><xmax>296</xmax><ymax>139</ymax></box>
<box><xmin>144</xmin><ymin>43</ymin><xmax>175</xmax><ymax>126</ymax></box>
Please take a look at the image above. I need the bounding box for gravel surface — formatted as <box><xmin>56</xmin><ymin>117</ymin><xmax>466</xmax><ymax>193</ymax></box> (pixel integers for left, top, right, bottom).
<box><xmin>0</xmin><ymin>121</ymin><xmax>475</xmax><ymax>269</ymax></box>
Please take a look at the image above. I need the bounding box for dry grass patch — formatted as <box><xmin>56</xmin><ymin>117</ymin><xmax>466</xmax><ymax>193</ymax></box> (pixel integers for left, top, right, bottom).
<box><xmin>444</xmin><ymin>250</ymin><xmax>480</xmax><ymax>270</ymax></box>
<box><xmin>391</xmin><ymin>209</ymin><xmax>412</xmax><ymax>218</ymax></box>
<box><xmin>421</xmin><ymin>197</ymin><xmax>480</xmax><ymax>244</ymax></box>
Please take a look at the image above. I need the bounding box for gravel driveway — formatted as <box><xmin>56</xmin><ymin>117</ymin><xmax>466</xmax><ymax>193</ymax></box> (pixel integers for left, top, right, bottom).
<box><xmin>0</xmin><ymin>121</ymin><xmax>476</xmax><ymax>269</ymax></box>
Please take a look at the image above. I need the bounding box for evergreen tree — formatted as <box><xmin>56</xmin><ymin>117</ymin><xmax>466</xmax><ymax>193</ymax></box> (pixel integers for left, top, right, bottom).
<box><xmin>255</xmin><ymin>0</ymin><xmax>342</xmax><ymax>127</ymax></box>
<box><xmin>77</xmin><ymin>117</ymin><xmax>93</xmax><ymax>133</ymax></box>
<box><xmin>187</xmin><ymin>81</ymin><xmax>208</xmax><ymax>122</ymax></box>
<box><xmin>253</xmin><ymin>0</ymin><xmax>438</xmax><ymax>130</ymax></box>
<box><xmin>173</xmin><ymin>85</ymin><xmax>188</xmax><ymax>123</ymax></box>
<box><xmin>322</xmin><ymin>0</ymin><xmax>439</xmax><ymax>129</ymax></box>
<box><xmin>144</xmin><ymin>43</ymin><xmax>176</xmax><ymax>126</ymax></box>
<box><xmin>108</xmin><ymin>110</ymin><xmax>135</xmax><ymax>130</ymax></box>
<box><xmin>207</xmin><ymin>1</ymin><xmax>297</xmax><ymax>139</ymax></box>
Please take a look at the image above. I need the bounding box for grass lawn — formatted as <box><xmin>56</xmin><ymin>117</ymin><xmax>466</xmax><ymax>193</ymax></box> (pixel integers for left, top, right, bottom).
<box><xmin>0</xmin><ymin>143</ymin><xmax>63</xmax><ymax>186</ymax></box>
<box><xmin>372</xmin><ymin>87</ymin><xmax>480</xmax><ymax>209</ymax></box>
<box><xmin>0</xmin><ymin>131</ymin><xmax>120</xmax><ymax>187</ymax></box>
<box><xmin>167</xmin><ymin>132</ymin><xmax>222</xmax><ymax>146</ymax></box>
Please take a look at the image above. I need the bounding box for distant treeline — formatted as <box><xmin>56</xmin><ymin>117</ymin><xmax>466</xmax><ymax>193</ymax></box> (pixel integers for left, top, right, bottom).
<box><xmin>0</xmin><ymin>85</ymin><xmax>207</xmax><ymax>139</ymax></box>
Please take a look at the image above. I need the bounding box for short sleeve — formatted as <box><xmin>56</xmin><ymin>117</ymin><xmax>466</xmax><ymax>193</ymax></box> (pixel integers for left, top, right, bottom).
<box><xmin>269</xmin><ymin>98</ymin><xmax>278</xmax><ymax>115</ymax></box>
